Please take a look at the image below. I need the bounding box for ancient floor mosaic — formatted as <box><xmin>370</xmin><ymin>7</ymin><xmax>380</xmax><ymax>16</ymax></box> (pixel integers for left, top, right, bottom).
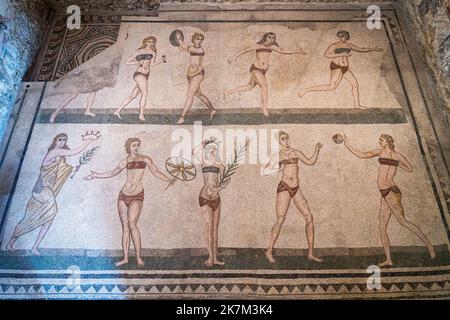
<box><xmin>0</xmin><ymin>4</ymin><xmax>449</xmax><ymax>299</ymax></box>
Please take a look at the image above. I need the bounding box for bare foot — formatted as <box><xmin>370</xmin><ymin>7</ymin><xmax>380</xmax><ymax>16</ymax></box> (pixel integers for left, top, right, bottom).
<box><xmin>262</xmin><ymin>109</ymin><xmax>270</xmax><ymax>117</ymax></box>
<box><xmin>6</xmin><ymin>243</ymin><xmax>15</xmax><ymax>252</ymax></box>
<box><xmin>355</xmin><ymin>105</ymin><xmax>368</xmax><ymax>110</ymax></box>
<box><xmin>307</xmin><ymin>254</ymin><xmax>324</xmax><ymax>263</ymax></box>
<box><xmin>84</xmin><ymin>111</ymin><xmax>96</xmax><ymax>117</ymax></box>
<box><xmin>265</xmin><ymin>250</ymin><xmax>276</xmax><ymax>263</ymax></box>
<box><xmin>176</xmin><ymin>117</ymin><xmax>185</xmax><ymax>125</ymax></box>
<box><xmin>204</xmin><ymin>259</ymin><xmax>213</xmax><ymax>267</ymax></box>
<box><xmin>137</xmin><ymin>257</ymin><xmax>145</xmax><ymax>267</ymax></box>
<box><xmin>298</xmin><ymin>89</ymin><xmax>307</xmax><ymax>98</ymax></box>
<box><xmin>213</xmin><ymin>259</ymin><xmax>225</xmax><ymax>266</ymax></box>
<box><xmin>115</xmin><ymin>258</ymin><xmax>129</xmax><ymax>267</ymax></box>
<box><xmin>430</xmin><ymin>247</ymin><xmax>437</xmax><ymax>260</ymax></box>
<box><xmin>378</xmin><ymin>259</ymin><xmax>393</xmax><ymax>268</ymax></box>
<box><xmin>49</xmin><ymin>112</ymin><xmax>58</xmax><ymax>124</ymax></box>
<box><xmin>31</xmin><ymin>248</ymin><xmax>41</xmax><ymax>256</ymax></box>
<box><xmin>114</xmin><ymin>111</ymin><xmax>122</xmax><ymax>120</ymax></box>
<box><xmin>210</xmin><ymin>110</ymin><xmax>216</xmax><ymax>120</ymax></box>
<box><xmin>139</xmin><ymin>114</ymin><xmax>146</xmax><ymax>122</ymax></box>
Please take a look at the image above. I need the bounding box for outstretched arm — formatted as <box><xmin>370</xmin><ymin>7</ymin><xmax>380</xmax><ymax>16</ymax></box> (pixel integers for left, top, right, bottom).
<box><xmin>176</xmin><ymin>36</ymin><xmax>189</xmax><ymax>53</ymax></box>
<box><xmin>349</xmin><ymin>43</ymin><xmax>383</xmax><ymax>53</ymax></box>
<box><xmin>344</xmin><ymin>135</ymin><xmax>380</xmax><ymax>159</ymax></box>
<box><xmin>272</xmin><ymin>46</ymin><xmax>306</xmax><ymax>55</ymax></box>
<box><xmin>84</xmin><ymin>158</ymin><xmax>127</xmax><ymax>180</ymax></box>
<box><xmin>227</xmin><ymin>46</ymin><xmax>256</xmax><ymax>63</ymax></box>
<box><xmin>145</xmin><ymin>156</ymin><xmax>172</xmax><ymax>182</ymax></box>
<box><xmin>397</xmin><ymin>152</ymin><xmax>413</xmax><ymax>172</ymax></box>
<box><xmin>295</xmin><ymin>143</ymin><xmax>323</xmax><ymax>166</ymax></box>
<box><xmin>49</xmin><ymin>139</ymin><xmax>96</xmax><ymax>159</ymax></box>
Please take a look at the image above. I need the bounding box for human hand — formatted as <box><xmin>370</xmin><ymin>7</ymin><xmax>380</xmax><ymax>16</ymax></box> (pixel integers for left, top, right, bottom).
<box><xmin>84</xmin><ymin>170</ymin><xmax>97</xmax><ymax>180</ymax></box>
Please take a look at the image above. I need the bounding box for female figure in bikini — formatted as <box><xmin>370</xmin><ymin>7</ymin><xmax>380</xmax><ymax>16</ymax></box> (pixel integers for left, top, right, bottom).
<box><xmin>84</xmin><ymin>138</ymin><xmax>174</xmax><ymax>267</ymax></box>
<box><xmin>298</xmin><ymin>30</ymin><xmax>383</xmax><ymax>109</ymax></box>
<box><xmin>192</xmin><ymin>138</ymin><xmax>227</xmax><ymax>266</ymax></box>
<box><xmin>343</xmin><ymin>134</ymin><xmax>436</xmax><ymax>267</ymax></box>
<box><xmin>175</xmin><ymin>32</ymin><xmax>216</xmax><ymax>124</ymax></box>
<box><xmin>224</xmin><ymin>32</ymin><xmax>306</xmax><ymax>117</ymax></box>
<box><xmin>262</xmin><ymin>131</ymin><xmax>323</xmax><ymax>263</ymax></box>
<box><xmin>114</xmin><ymin>36</ymin><xmax>165</xmax><ymax>121</ymax></box>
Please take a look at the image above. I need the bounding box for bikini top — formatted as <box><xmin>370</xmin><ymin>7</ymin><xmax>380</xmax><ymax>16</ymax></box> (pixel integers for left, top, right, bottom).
<box><xmin>256</xmin><ymin>48</ymin><xmax>272</xmax><ymax>53</ymax></box>
<box><xmin>126</xmin><ymin>161</ymin><xmax>146</xmax><ymax>170</ymax></box>
<box><xmin>378</xmin><ymin>157</ymin><xmax>399</xmax><ymax>167</ymax></box>
<box><xmin>190</xmin><ymin>52</ymin><xmax>205</xmax><ymax>56</ymax></box>
<box><xmin>334</xmin><ymin>47</ymin><xmax>352</xmax><ymax>54</ymax></box>
<box><xmin>202</xmin><ymin>166</ymin><xmax>220</xmax><ymax>173</ymax></box>
<box><xmin>136</xmin><ymin>54</ymin><xmax>153</xmax><ymax>61</ymax></box>
<box><xmin>279</xmin><ymin>158</ymin><xmax>299</xmax><ymax>166</ymax></box>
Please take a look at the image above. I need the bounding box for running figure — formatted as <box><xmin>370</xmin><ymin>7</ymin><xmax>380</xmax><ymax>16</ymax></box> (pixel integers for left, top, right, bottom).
<box><xmin>84</xmin><ymin>138</ymin><xmax>175</xmax><ymax>267</ymax></box>
<box><xmin>262</xmin><ymin>131</ymin><xmax>323</xmax><ymax>263</ymax></box>
<box><xmin>114</xmin><ymin>36</ymin><xmax>166</xmax><ymax>121</ymax></box>
<box><xmin>298</xmin><ymin>30</ymin><xmax>383</xmax><ymax>109</ymax></box>
<box><xmin>224</xmin><ymin>32</ymin><xmax>306</xmax><ymax>117</ymax></box>
<box><xmin>174</xmin><ymin>31</ymin><xmax>216</xmax><ymax>124</ymax></box>
<box><xmin>192</xmin><ymin>138</ymin><xmax>228</xmax><ymax>266</ymax></box>
<box><xmin>343</xmin><ymin>134</ymin><xmax>436</xmax><ymax>267</ymax></box>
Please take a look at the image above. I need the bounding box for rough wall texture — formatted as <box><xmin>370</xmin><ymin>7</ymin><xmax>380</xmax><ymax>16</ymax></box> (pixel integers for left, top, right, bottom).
<box><xmin>399</xmin><ymin>0</ymin><xmax>450</xmax><ymax>113</ymax></box>
<box><xmin>0</xmin><ymin>0</ymin><xmax>50</xmax><ymax>140</ymax></box>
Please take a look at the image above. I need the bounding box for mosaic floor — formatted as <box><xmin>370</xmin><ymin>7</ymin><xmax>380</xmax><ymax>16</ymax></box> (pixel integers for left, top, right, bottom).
<box><xmin>0</xmin><ymin>4</ymin><xmax>450</xmax><ymax>299</ymax></box>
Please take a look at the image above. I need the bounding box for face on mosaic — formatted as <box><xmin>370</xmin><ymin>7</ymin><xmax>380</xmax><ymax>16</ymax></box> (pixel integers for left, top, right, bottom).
<box><xmin>1</xmin><ymin>6</ymin><xmax>449</xmax><ymax>300</ymax></box>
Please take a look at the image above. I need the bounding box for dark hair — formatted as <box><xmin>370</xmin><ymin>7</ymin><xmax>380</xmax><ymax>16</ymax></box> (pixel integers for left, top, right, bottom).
<box><xmin>337</xmin><ymin>30</ymin><xmax>350</xmax><ymax>40</ymax></box>
<box><xmin>191</xmin><ymin>32</ymin><xmax>204</xmax><ymax>43</ymax></box>
<box><xmin>48</xmin><ymin>133</ymin><xmax>69</xmax><ymax>153</ymax></box>
<box><xmin>380</xmin><ymin>134</ymin><xmax>395</xmax><ymax>150</ymax></box>
<box><xmin>278</xmin><ymin>131</ymin><xmax>289</xmax><ymax>140</ymax></box>
<box><xmin>125</xmin><ymin>138</ymin><xmax>141</xmax><ymax>154</ymax></box>
<box><xmin>257</xmin><ymin>32</ymin><xmax>278</xmax><ymax>46</ymax></box>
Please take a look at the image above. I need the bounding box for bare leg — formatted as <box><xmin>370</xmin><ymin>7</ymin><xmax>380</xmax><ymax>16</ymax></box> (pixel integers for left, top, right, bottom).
<box><xmin>31</xmin><ymin>221</ymin><xmax>53</xmax><ymax>256</ymax></box>
<box><xmin>177</xmin><ymin>75</ymin><xmax>203</xmax><ymax>124</ymax></box>
<box><xmin>293</xmin><ymin>191</ymin><xmax>323</xmax><ymax>262</ymax></box>
<box><xmin>116</xmin><ymin>201</ymin><xmax>130</xmax><ymax>266</ymax></box>
<box><xmin>133</xmin><ymin>75</ymin><xmax>148</xmax><ymax>121</ymax></box>
<box><xmin>195</xmin><ymin>87</ymin><xmax>216</xmax><ymax>120</ymax></box>
<box><xmin>50</xmin><ymin>92</ymin><xmax>80</xmax><ymax>123</ymax></box>
<box><xmin>6</xmin><ymin>236</ymin><xmax>17</xmax><ymax>252</ymax></box>
<box><xmin>266</xmin><ymin>191</ymin><xmax>291</xmax><ymax>263</ymax></box>
<box><xmin>224</xmin><ymin>78</ymin><xmax>256</xmax><ymax>100</ymax></box>
<box><xmin>84</xmin><ymin>91</ymin><xmax>97</xmax><ymax>117</ymax></box>
<box><xmin>200</xmin><ymin>205</ymin><xmax>214</xmax><ymax>266</ymax></box>
<box><xmin>343</xmin><ymin>71</ymin><xmax>367</xmax><ymax>109</ymax></box>
<box><xmin>378</xmin><ymin>198</ymin><xmax>393</xmax><ymax>267</ymax></box>
<box><xmin>114</xmin><ymin>86</ymin><xmax>140</xmax><ymax>119</ymax></box>
<box><xmin>252</xmin><ymin>71</ymin><xmax>270</xmax><ymax>117</ymax></box>
<box><xmin>128</xmin><ymin>200</ymin><xmax>144</xmax><ymax>267</ymax></box>
<box><xmin>385</xmin><ymin>192</ymin><xmax>436</xmax><ymax>260</ymax></box>
<box><xmin>298</xmin><ymin>69</ymin><xmax>343</xmax><ymax>97</ymax></box>
<box><xmin>212</xmin><ymin>205</ymin><xmax>224</xmax><ymax>265</ymax></box>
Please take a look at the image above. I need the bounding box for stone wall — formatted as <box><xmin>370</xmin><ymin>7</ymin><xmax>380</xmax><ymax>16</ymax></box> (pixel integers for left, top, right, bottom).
<box><xmin>399</xmin><ymin>0</ymin><xmax>450</xmax><ymax>113</ymax></box>
<box><xmin>0</xmin><ymin>0</ymin><xmax>51</xmax><ymax>141</ymax></box>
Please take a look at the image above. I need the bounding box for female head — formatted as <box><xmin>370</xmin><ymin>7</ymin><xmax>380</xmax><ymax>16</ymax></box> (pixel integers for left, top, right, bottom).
<box><xmin>257</xmin><ymin>32</ymin><xmax>278</xmax><ymax>46</ymax></box>
<box><xmin>191</xmin><ymin>32</ymin><xmax>205</xmax><ymax>48</ymax></box>
<box><xmin>337</xmin><ymin>30</ymin><xmax>350</xmax><ymax>42</ymax></box>
<box><xmin>48</xmin><ymin>133</ymin><xmax>69</xmax><ymax>152</ymax></box>
<box><xmin>203</xmin><ymin>139</ymin><xmax>220</xmax><ymax>162</ymax></box>
<box><xmin>278</xmin><ymin>131</ymin><xmax>290</xmax><ymax>148</ymax></box>
<box><xmin>139</xmin><ymin>36</ymin><xmax>157</xmax><ymax>54</ymax></box>
<box><xmin>125</xmin><ymin>137</ymin><xmax>142</xmax><ymax>155</ymax></box>
<box><xmin>379</xmin><ymin>134</ymin><xmax>395</xmax><ymax>150</ymax></box>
